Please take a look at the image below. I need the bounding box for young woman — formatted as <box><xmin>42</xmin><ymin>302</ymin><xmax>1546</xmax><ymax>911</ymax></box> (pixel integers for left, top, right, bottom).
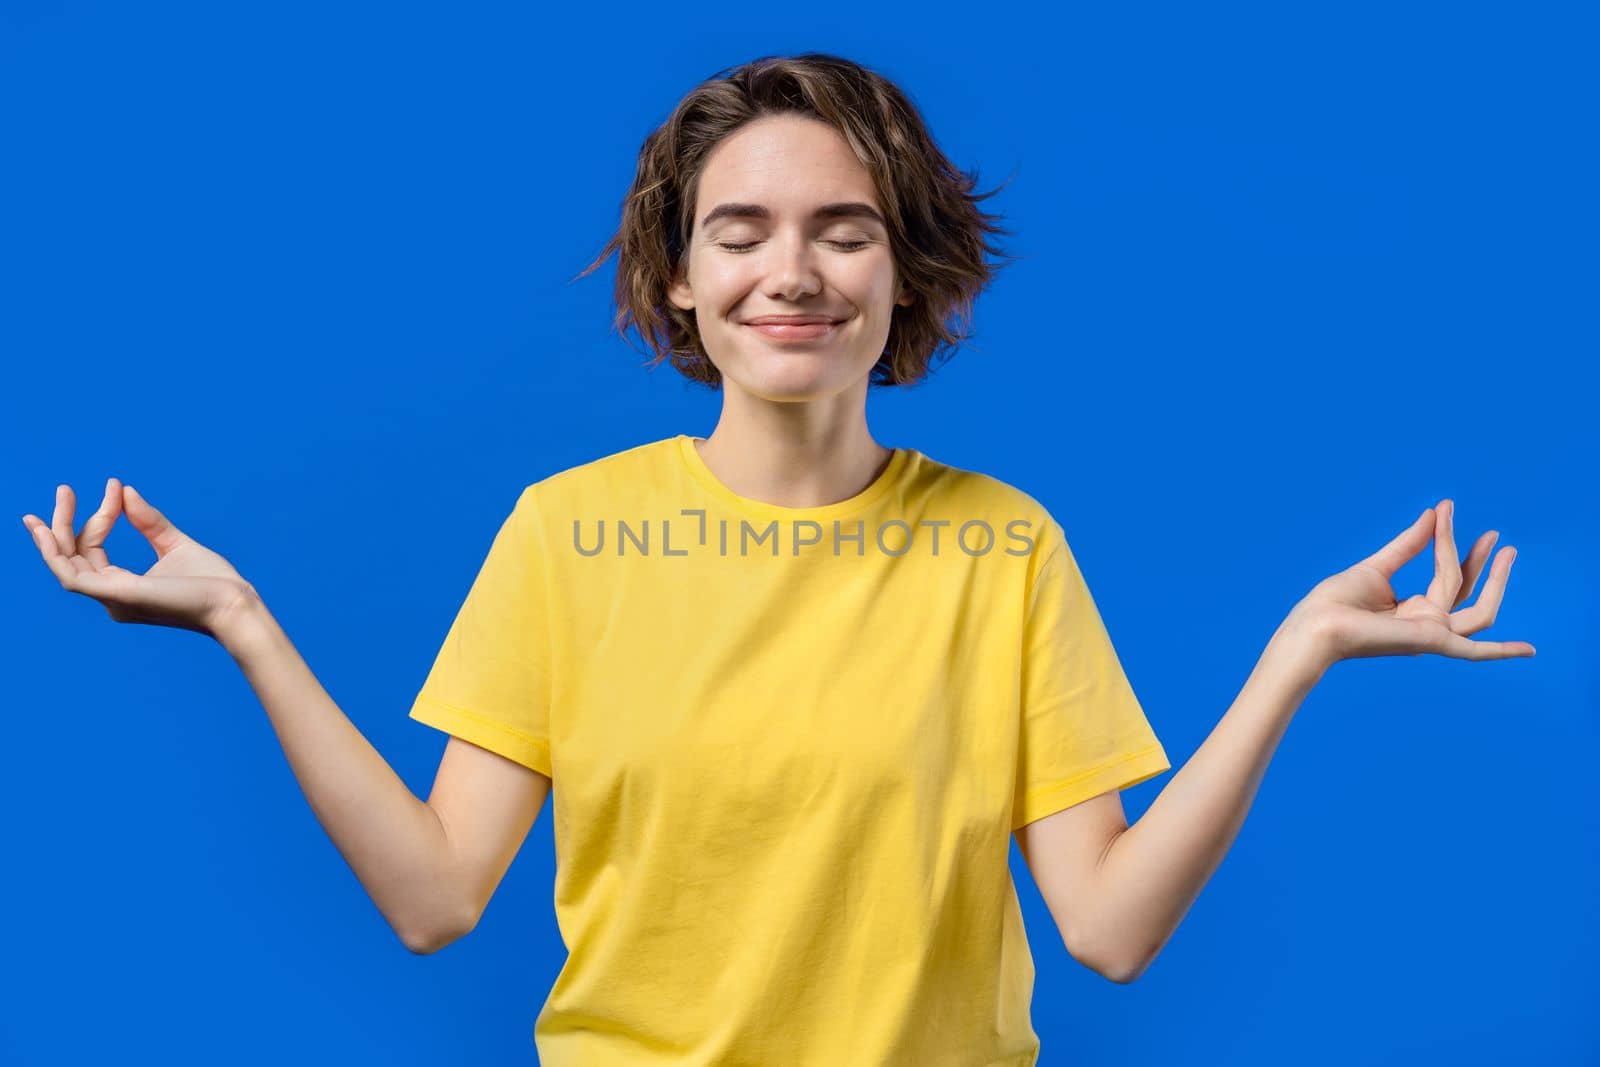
<box><xmin>24</xmin><ymin>52</ymin><xmax>1532</xmax><ymax>1067</ymax></box>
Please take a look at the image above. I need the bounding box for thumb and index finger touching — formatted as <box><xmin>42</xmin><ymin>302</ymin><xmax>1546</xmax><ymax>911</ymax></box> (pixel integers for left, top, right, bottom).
<box><xmin>1358</xmin><ymin>499</ymin><xmax>1518</xmax><ymax>630</ymax></box>
<box><xmin>1359</xmin><ymin>503</ymin><xmax>1441</xmax><ymax>579</ymax></box>
<box><xmin>23</xmin><ymin>478</ymin><xmax>188</xmax><ymax>567</ymax></box>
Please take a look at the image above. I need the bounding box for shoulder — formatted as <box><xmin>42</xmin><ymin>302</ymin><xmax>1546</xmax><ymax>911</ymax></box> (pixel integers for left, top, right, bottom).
<box><xmin>517</xmin><ymin>436</ymin><xmax>681</xmax><ymax>511</ymax></box>
<box><xmin>908</xmin><ymin>446</ymin><xmax>1063</xmax><ymax>554</ymax></box>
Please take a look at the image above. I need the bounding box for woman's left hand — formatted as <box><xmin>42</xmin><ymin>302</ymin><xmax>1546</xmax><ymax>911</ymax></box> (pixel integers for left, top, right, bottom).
<box><xmin>1288</xmin><ymin>498</ymin><xmax>1536</xmax><ymax>668</ymax></box>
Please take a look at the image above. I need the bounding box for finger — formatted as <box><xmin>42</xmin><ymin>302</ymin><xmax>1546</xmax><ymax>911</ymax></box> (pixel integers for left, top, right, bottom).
<box><xmin>49</xmin><ymin>484</ymin><xmax>78</xmax><ymax>557</ymax></box>
<box><xmin>1425</xmin><ymin>499</ymin><xmax>1462</xmax><ymax>613</ymax></box>
<box><xmin>43</xmin><ymin>484</ymin><xmax>96</xmax><ymax>577</ymax></box>
<box><xmin>1451</xmin><ymin>545</ymin><xmax>1517</xmax><ymax>636</ymax></box>
<box><xmin>1359</xmin><ymin>506</ymin><xmax>1435</xmax><ymax>579</ymax></box>
<box><xmin>77</xmin><ymin>477</ymin><xmax>124</xmax><ymax>569</ymax></box>
<box><xmin>1431</xmin><ymin>627</ymin><xmax>1536</xmax><ymax>660</ymax></box>
<box><xmin>1454</xmin><ymin>529</ymin><xmax>1498</xmax><ymax>610</ymax></box>
<box><xmin>29</xmin><ymin>521</ymin><xmax>68</xmax><ymax>584</ymax></box>
<box><xmin>30</xmin><ymin>518</ymin><xmax>142</xmax><ymax>606</ymax></box>
<box><xmin>29</xmin><ymin>519</ymin><xmax>100</xmax><ymax>592</ymax></box>
<box><xmin>121</xmin><ymin>484</ymin><xmax>187</xmax><ymax>558</ymax></box>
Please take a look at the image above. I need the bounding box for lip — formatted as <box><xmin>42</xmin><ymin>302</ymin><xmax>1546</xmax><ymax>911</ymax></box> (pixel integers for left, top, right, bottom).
<box><xmin>743</xmin><ymin>314</ymin><xmax>843</xmax><ymax>325</ymax></box>
<box><xmin>742</xmin><ymin>316</ymin><xmax>845</xmax><ymax>342</ymax></box>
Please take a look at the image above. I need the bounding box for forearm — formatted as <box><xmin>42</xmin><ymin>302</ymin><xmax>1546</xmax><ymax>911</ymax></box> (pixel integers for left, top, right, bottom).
<box><xmin>216</xmin><ymin>595</ymin><xmax>464</xmax><ymax>953</ymax></box>
<box><xmin>1084</xmin><ymin>612</ymin><xmax>1331</xmax><ymax>981</ymax></box>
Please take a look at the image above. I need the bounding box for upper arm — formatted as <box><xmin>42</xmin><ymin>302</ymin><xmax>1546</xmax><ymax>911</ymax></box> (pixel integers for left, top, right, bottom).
<box><xmin>423</xmin><ymin>735</ymin><xmax>552</xmax><ymax>941</ymax></box>
<box><xmin>1014</xmin><ymin>787</ymin><xmax>1128</xmax><ymax>968</ymax></box>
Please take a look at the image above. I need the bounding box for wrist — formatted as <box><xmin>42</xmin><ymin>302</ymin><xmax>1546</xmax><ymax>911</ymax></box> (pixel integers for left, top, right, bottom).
<box><xmin>213</xmin><ymin>589</ymin><xmax>275</xmax><ymax>659</ymax></box>
<box><xmin>1268</xmin><ymin>604</ymin><xmax>1338</xmax><ymax>685</ymax></box>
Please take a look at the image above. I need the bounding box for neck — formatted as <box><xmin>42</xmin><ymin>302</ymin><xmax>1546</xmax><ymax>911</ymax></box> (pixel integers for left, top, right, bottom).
<box><xmin>693</xmin><ymin>410</ymin><xmax>892</xmax><ymax>510</ymax></box>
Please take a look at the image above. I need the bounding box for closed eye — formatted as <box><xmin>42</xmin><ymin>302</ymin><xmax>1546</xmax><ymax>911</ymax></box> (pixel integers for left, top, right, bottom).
<box><xmin>717</xmin><ymin>240</ymin><xmax>870</xmax><ymax>253</ymax></box>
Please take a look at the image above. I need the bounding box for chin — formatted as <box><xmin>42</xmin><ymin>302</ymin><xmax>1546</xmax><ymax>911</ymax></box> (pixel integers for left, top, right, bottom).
<box><xmin>728</xmin><ymin>359</ymin><xmax>860</xmax><ymax>403</ymax></box>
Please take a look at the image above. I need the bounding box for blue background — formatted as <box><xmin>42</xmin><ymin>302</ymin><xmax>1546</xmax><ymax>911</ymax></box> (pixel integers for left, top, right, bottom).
<box><xmin>4</xmin><ymin>2</ymin><xmax>1595</xmax><ymax>1064</ymax></box>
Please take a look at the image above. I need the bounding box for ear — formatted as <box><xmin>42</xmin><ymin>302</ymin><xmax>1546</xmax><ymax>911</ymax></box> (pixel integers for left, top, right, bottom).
<box><xmin>895</xmin><ymin>279</ymin><xmax>914</xmax><ymax>308</ymax></box>
<box><xmin>668</xmin><ymin>258</ymin><xmax>694</xmax><ymax>312</ymax></box>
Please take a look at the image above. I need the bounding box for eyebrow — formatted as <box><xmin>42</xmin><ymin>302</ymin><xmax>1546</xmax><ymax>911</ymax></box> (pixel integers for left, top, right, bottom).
<box><xmin>699</xmin><ymin>201</ymin><xmax>887</xmax><ymax>230</ymax></box>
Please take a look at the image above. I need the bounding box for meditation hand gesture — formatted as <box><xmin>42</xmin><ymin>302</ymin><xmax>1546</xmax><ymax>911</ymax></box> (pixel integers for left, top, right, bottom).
<box><xmin>1290</xmin><ymin>499</ymin><xmax>1535</xmax><ymax>669</ymax></box>
<box><xmin>23</xmin><ymin>478</ymin><xmax>259</xmax><ymax>639</ymax></box>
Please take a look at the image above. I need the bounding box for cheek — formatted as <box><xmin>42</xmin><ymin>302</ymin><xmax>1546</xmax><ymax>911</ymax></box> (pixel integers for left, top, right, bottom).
<box><xmin>849</xmin><ymin>262</ymin><xmax>900</xmax><ymax>311</ymax></box>
<box><xmin>695</xmin><ymin>258</ymin><xmax>753</xmax><ymax>302</ymax></box>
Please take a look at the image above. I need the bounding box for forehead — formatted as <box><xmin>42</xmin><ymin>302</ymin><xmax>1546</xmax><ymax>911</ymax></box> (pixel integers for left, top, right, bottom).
<box><xmin>696</xmin><ymin>114</ymin><xmax>879</xmax><ymax>207</ymax></box>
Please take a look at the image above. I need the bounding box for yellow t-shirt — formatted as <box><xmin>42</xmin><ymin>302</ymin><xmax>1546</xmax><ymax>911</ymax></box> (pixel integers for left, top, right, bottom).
<box><xmin>409</xmin><ymin>434</ymin><xmax>1170</xmax><ymax>1066</ymax></box>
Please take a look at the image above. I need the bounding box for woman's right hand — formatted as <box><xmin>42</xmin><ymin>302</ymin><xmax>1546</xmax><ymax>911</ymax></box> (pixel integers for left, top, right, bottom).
<box><xmin>23</xmin><ymin>477</ymin><xmax>260</xmax><ymax>640</ymax></box>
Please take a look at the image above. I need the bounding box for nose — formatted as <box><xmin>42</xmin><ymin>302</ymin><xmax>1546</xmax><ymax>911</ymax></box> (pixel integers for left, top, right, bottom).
<box><xmin>762</xmin><ymin>230</ymin><xmax>823</xmax><ymax>302</ymax></box>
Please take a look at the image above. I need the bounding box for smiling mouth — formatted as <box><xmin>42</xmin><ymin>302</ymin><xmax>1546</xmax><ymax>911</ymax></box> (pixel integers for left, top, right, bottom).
<box><xmin>743</xmin><ymin>320</ymin><xmax>843</xmax><ymax>342</ymax></box>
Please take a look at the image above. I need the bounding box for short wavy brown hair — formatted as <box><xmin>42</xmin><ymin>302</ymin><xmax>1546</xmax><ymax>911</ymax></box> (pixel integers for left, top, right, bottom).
<box><xmin>571</xmin><ymin>53</ymin><xmax>1018</xmax><ymax>389</ymax></box>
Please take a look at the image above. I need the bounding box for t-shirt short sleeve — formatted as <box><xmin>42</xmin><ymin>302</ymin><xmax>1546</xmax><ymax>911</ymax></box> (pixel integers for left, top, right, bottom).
<box><xmin>1013</xmin><ymin>516</ymin><xmax>1170</xmax><ymax>830</ymax></box>
<box><xmin>408</xmin><ymin>485</ymin><xmax>553</xmax><ymax>778</ymax></box>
